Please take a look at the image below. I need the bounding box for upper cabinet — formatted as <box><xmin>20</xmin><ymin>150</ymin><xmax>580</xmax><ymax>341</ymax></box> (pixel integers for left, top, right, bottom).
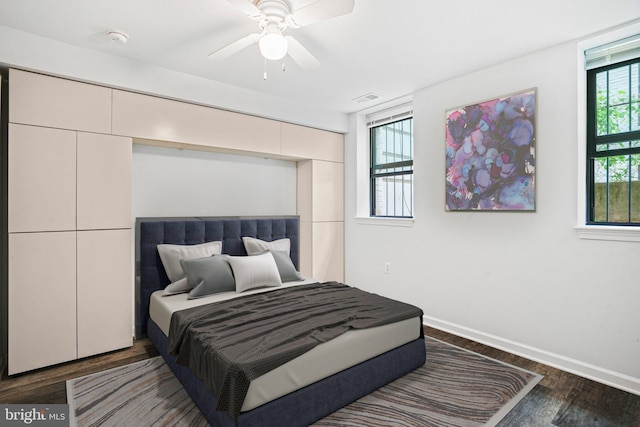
<box><xmin>9</xmin><ymin>69</ymin><xmax>112</xmax><ymax>134</ymax></box>
<box><xmin>281</xmin><ymin>122</ymin><xmax>343</xmax><ymax>163</ymax></box>
<box><xmin>112</xmin><ymin>89</ymin><xmax>344</xmax><ymax>161</ymax></box>
<box><xmin>9</xmin><ymin>69</ymin><xmax>344</xmax><ymax>162</ymax></box>
<box><xmin>111</xmin><ymin>90</ymin><xmax>281</xmax><ymax>155</ymax></box>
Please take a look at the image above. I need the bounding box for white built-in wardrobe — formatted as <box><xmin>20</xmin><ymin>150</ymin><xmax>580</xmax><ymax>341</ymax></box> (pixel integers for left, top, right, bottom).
<box><xmin>8</xmin><ymin>70</ymin><xmax>132</xmax><ymax>374</ymax></box>
<box><xmin>6</xmin><ymin>69</ymin><xmax>344</xmax><ymax>374</ymax></box>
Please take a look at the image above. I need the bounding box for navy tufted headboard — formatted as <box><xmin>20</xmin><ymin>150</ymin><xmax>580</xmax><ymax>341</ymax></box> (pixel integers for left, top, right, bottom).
<box><xmin>135</xmin><ymin>216</ymin><xmax>300</xmax><ymax>337</ymax></box>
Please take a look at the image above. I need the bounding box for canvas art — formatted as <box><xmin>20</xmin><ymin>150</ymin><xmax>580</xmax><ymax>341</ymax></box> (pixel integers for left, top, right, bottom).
<box><xmin>445</xmin><ymin>89</ymin><xmax>536</xmax><ymax>211</ymax></box>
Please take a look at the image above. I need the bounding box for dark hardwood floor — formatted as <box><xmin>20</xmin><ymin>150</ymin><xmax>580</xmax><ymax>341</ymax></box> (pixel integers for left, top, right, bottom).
<box><xmin>424</xmin><ymin>326</ymin><xmax>640</xmax><ymax>427</ymax></box>
<box><xmin>0</xmin><ymin>339</ymin><xmax>160</xmax><ymax>405</ymax></box>
<box><xmin>1</xmin><ymin>327</ymin><xmax>639</xmax><ymax>426</ymax></box>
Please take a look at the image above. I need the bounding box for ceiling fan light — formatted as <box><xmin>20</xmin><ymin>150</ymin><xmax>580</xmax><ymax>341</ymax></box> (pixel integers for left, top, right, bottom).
<box><xmin>259</xmin><ymin>30</ymin><xmax>288</xmax><ymax>60</ymax></box>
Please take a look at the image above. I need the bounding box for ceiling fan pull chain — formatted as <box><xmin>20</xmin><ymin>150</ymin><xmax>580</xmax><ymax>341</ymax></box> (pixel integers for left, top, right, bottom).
<box><xmin>264</xmin><ymin>57</ymin><xmax>268</xmax><ymax>80</ymax></box>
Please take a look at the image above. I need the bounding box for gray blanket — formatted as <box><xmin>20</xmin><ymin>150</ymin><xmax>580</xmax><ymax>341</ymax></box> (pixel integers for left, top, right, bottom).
<box><xmin>168</xmin><ymin>281</ymin><xmax>423</xmax><ymax>418</ymax></box>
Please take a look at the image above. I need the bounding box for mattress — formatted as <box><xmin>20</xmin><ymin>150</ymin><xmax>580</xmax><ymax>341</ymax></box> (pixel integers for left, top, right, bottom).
<box><xmin>149</xmin><ymin>281</ymin><xmax>421</xmax><ymax>412</ymax></box>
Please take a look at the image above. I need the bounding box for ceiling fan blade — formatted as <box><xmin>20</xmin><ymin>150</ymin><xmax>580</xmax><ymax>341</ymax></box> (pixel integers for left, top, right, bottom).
<box><xmin>288</xmin><ymin>0</ymin><xmax>355</xmax><ymax>28</ymax></box>
<box><xmin>285</xmin><ymin>36</ymin><xmax>320</xmax><ymax>70</ymax></box>
<box><xmin>208</xmin><ymin>33</ymin><xmax>260</xmax><ymax>60</ymax></box>
<box><xmin>225</xmin><ymin>0</ymin><xmax>262</xmax><ymax>19</ymax></box>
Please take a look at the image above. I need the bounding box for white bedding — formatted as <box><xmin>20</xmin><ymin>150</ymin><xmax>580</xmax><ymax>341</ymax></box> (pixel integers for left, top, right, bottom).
<box><xmin>149</xmin><ymin>281</ymin><xmax>421</xmax><ymax>412</ymax></box>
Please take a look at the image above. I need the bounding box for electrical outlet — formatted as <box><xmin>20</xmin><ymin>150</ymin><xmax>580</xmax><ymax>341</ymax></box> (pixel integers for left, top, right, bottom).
<box><xmin>384</xmin><ymin>262</ymin><xmax>391</xmax><ymax>274</ymax></box>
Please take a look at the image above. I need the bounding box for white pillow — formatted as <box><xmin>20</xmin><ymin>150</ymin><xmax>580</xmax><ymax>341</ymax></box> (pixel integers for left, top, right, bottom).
<box><xmin>157</xmin><ymin>241</ymin><xmax>223</xmax><ymax>284</ymax></box>
<box><xmin>226</xmin><ymin>252</ymin><xmax>283</xmax><ymax>293</ymax></box>
<box><xmin>242</xmin><ymin>237</ymin><xmax>290</xmax><ymax>255</ymax></box>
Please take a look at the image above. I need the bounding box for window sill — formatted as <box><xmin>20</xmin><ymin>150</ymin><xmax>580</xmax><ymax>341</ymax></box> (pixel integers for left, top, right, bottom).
<box><xmin>355</xmin><ymin>216</ymin><xmax>414</xmax><ymax>227</ymax></box>
<box><xmin>574</xmin><ymin>225</ymin><xmax>640</xmax><ymax>243</ymax></box>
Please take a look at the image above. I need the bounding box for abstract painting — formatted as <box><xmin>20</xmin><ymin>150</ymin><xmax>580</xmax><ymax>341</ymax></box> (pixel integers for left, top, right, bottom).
<box><xmin>445</xmin><ymin>89</ymin><xmax>536</xmax><ymax>211</ymax></box>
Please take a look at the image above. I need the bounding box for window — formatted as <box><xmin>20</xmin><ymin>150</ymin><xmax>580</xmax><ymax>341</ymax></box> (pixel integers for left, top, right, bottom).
<box><xmin>586</xmin><ymin>36</ymin><xmax>640</xmax><ymax>225</ymax></box>
<box><xmin>369</xmin><ymin>107</ymin><xmax>413</xmax><ymax>218</ymax></box>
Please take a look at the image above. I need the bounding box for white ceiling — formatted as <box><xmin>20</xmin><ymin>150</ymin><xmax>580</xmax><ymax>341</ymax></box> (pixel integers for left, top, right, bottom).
<box><xmin>0</xmin><ymin>0</ymin><xmax>639</xmax><ymax>115</ymax></box>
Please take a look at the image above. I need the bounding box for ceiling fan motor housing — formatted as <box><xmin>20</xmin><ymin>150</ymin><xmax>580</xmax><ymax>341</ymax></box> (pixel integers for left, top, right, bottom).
<box><xmin>256</xmin><ymin>0</ymin><xmax>292</xmax><ymax>30</ymax></box>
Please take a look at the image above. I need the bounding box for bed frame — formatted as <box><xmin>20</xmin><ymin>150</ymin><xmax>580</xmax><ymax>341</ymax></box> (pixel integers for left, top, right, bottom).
<box><xmin>137</xmin><ymin>216</ymin><xmax>426</xmax><ymax>427</ymax></box>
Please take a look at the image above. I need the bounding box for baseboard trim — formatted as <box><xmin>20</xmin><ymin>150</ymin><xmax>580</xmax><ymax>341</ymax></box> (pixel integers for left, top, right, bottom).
<box><xmin>423</xmin><ymin>315</ymin><xmax>640</xmax><ymax>396</ymax></box>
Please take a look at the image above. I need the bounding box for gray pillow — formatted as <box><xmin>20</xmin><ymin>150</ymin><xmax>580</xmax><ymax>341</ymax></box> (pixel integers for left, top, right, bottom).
<box><xmin>269</xmin><ymin>250</ymin><xmax>304</xmax><ymax>282</ymax></box>
<box><xmin>180</xmin><ymin>256</ymin><xmax>235</xmax><ymax>299</ymax></box>
<box><xmin>157</xmin><ymin>241</ymin><xmax>223</xmax><ymax>283</ymax></box>
<box><xmin>163</xmin><ymin>277</ymin><xmax>191</xmax><ymax>295</ymax></box>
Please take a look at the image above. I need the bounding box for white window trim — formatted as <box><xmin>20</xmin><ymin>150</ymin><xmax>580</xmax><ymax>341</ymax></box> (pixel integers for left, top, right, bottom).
<box><xmin>576</xmin><ymin>22</ymin><xmax>640</xmax><ymax>243</ymax></box>
<box><xmin>355</xmin><ymin>96</ymin><xmax>415</xmax><ymax>225</ymax></box>
<box><xmin>355</xmin><ymin>216</ymin><xmax>415</xmax><ymax>227</ymax></box>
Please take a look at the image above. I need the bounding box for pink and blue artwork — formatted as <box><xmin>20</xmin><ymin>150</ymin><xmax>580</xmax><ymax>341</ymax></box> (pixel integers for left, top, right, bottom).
<box><xmin>445</xmin><ymin>89</ymin><xmax>536</xmax><ymax>211</ymax></box>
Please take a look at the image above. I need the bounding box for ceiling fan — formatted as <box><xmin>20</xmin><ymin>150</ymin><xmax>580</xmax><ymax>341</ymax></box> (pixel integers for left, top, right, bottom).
<box><xmin>209</xmin><ymin>0</ymin><xmax>356</xmax><ymax>71</ymax></box>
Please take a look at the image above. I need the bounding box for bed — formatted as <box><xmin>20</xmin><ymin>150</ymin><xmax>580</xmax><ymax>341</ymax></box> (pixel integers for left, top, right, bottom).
<box><xmin>137</xmin><ymin>216</ymin><xmax>426</xmax><ymax>426</ymax></box>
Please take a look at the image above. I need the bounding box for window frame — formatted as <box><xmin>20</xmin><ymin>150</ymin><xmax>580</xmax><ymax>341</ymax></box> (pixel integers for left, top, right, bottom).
<box><xmin>585</xmin><ymin>57</ymin><xmax>640</xmax><ymax>226</ymax></box>
<box><xmin>369</xmin><ymin>116</ymin><xmax>414</xmax><ymax>218</ymax></box>
<box><xmin>575</xmin><ymin>24</ymin><xmax>640</xmax><ymax>242</ymax></box>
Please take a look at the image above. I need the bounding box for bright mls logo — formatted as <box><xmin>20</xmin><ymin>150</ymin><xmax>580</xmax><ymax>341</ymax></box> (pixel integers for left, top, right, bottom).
<box><xmin>0</xmin><ymin>405</ymin><xmax>68</xmax><ymax>426</ymax></box>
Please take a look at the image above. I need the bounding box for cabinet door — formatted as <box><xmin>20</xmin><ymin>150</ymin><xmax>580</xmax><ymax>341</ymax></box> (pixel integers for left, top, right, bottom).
<box><xmin>281</xmin><ymin>123</ymin><xmax>344</xmax><ymax>162</ymax></box>
<box><xmin>77</xmin><ymin>133</ymin><xmax>132</xmax><ymax>230</ymax></box>
<box><xmin>297</xmin><ymin>159</ymin><xmax>344</xmax><ymax>223</ymax></box>
<box><xmin>77</xmin><ymin>229</ymin><xmax>132</xmax><ymax>358</ymax></box>
<box><xmin>112</xmin><ymin>90</ymin><xmax>281</xmax><ymax>155</ymax></box>
<box><xmin>312</xmin><ymin>221</ymin><xmax>344</xmax><ymax>283</ymax></box>
<box><xmin>8</xmin><ymin>124</ymin><xmax>76</xmax><ymax>233</ymax></box>
<box><xmin>8</xmin><ymin>232</ymin><xmax>77</xmax><ymax>375</ymax></box>
<box><xmin>312</xmin><ymin>160</ymin><xmax>344</xmax><ymax>222</ymax></box>
<box><xmin>9</xmin><ymin>69</ymin><xmax>112</xmax><ymax>134</ymax></box>
<box><xmin>297</xmin><ymin>159</ymin><xmax>345</xmax><ymax>282</ymax></box>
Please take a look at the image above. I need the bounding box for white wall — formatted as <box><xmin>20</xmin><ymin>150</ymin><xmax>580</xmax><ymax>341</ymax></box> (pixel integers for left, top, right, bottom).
<box><xmin>129</xmin><ymin>144</ymin><xmax>296</xmax><ymax>337</ymax></box>
<box><xmin>345</xmin><ymin>39</ymin><xmax>640</xmax><ymax>394</ymax></box>
<box><xmin>132</xmin><ymin>144</ymin><xmax>297</xmax><ymax>219</ymax></box>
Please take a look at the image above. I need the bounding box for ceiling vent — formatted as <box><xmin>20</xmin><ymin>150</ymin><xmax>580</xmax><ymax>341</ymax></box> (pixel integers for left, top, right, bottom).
<box><xmin>352</xmin><ymin>92</ymin><xmax>382</xmax><ymax>104</ymax></box>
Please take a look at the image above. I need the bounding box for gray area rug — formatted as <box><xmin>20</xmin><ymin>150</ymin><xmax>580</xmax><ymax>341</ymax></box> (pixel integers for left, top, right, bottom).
<box><xmin>67</xmin><ymin>337</ymin><xmax>542</xmax><ymax>427</ymax></box>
